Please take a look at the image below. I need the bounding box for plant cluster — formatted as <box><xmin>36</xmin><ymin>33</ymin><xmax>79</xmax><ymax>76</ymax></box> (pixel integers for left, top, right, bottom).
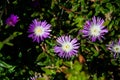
<box><xmin>0</xmin><ymin>0</ymin><xmax>120</xmax><ymax>80</ymax></box>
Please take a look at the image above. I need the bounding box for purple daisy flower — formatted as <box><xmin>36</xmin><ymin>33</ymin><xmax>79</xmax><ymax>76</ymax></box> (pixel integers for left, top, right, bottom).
<box><xmin>82</xmin><ymin>16</ymin><xmax>108</xmax><ymax>42</ymax></box>
<box><xmin>54</xmin><ymin>35</ymin><xmax>80</xmax><ymax>59</ymax></box>
<box><xmin>6</xmin><ymin>14</ymin><xmax>19</xmax><ymax>27</ymax></box>
<box><xmin>28</xmin><ymin>19</ymin><xmax>51</xmax><ymax>43</ymax></box>
<box><xmin>107</xmin><ymin>39</ymin><xmax>120</xmax><ymax>58</ymax></box>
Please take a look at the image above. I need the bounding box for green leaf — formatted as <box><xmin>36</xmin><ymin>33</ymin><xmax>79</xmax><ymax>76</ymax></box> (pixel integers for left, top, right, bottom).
<box><xmin>0</xmin><ymin>60</ymin><xmax>12</xmax><ymax>68</ymax></box>
<box><xmin>37</xmin><ymin>78</ymin><xmax>45</xmax><ymax>80</ymax></box>
<box><xmin>37</xmin><ymin>55</ymin><xmax>51</xmax><ymax>66</ymax></box>
<box><xmin>5</xmin><ymin>42</ymin><xmax>13</xmax><ymax>46</ymax></box>
<box><xmin>8</xmin><ymin>66</ymin><xmax>16</xmax><ymax>73</ymax></box>
<box><xmin>2</xmin><ymin>32</ymin><xmax>22</xmax><ymax>46</ymax></box>
<box><xmin>73</xmin><ymin>16</ymin><xmax>84</xmax><ymax>28</ymax></box>
<box><xmin>108</xmin><ymin>21</ymin><xmax>114</xmax><ymax>30</ymax></box>
<box><xmin>93</xmin><ymin>74</ymin><xmax>98</xmax><ymax>80</ymax></box>
<box><xmin>73</xmin><ymin>61</ymin><xmax>82</xmax><ymax>71</ymax></box>
<box><xmin>36</xmin><ymin>52</ymin><xmax>46</xmax><ymax>62</ymax></box>
<box><xmin>91</xmin><ymin>47</ymin><xmax>99</xmax><ymax>57</ymax></box>
<box><xmin>18</xmin><ymin>52</ymin><xmax>22</xmax><ymax>58</ymax></box>
<box><xmin>0</xmin><ymin>67</ymin><xmax>4</xmax><ymax>72</ymax></box>
<box><xmin>55</xmin><ymin>59</ymin><xmax>63</xmax><ymax>68</ymax></box>
<box><xmin>79</xmin><ymin>71</ymin><xmax>89</xmax><ymax>80</ymax></box>
<box><xmin>69</xmin><ymin>12</ymin><xmax>74</xmax><ymax>19</ymax></box>
<box><xmin>106</xmin><ymin>3</ymin><xmax>113</xmax><ymax>10</ymax></box>
<box><xmin>41</xmin><ymin>68</ymin><xmax>56</xmax><ymax>75</ymax></box>
<box><xmin>0</xmin><ymin>60</ymin><xmax>15</xmax><ymax>73</ymax></box>
<box><xmin>72</xmin><ymin>4</ymin><xmax>80</xmax><ymax>12</ymax></box>
<box><xmin>31</xmin><ymin>12</ymin><xmax>40</xmax><ymax>17</ymax></box>
<box><xmin>63</xmin><ymin>61</ymin><xmax>72</xmax><ymax>67</ymax></box>
<box><xmin>13</xmin><ymin>0</ymin><xmax>18</xmax><ymax>5</ymax></box>
<box><xmin>111</xmin><ymin>59</ymin><xmax>117</xmax><ymax>66</ymax></box>
<box><xmin>0</xmin><ymin>42</ymin><xmax>3</xmax><ymax>50</ymax></box>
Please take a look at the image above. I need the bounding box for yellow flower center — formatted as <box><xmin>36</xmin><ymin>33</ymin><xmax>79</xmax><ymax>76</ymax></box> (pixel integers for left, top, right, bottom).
<box><xmin>90</xmin><ymin>25</ymin><xmax>101</xmax><ymax>36</ymax></box>
<box><xmin>62</xmin><ymin>42</ymin><xmax>73</xmax><ymax>52</ymax></box>
<box><xmin>113</xmin><ymin>45</ymin><xmax>120</xmax><ymax>53</ymax></box>
<box><xmin>34</xmin><ymin>26</ymin><xmax>44</xmax><ymax>36</ymax></box>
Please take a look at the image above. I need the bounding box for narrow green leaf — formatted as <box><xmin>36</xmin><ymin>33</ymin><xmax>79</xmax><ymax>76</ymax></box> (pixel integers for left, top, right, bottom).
<box><xmin>0</xmin><ymin>42</ymin><xmax>4</xmax><ymax>50</ymax></box>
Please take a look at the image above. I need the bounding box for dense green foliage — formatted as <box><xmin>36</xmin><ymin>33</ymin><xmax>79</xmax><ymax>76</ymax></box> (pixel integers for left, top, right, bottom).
<box><xmin>0</xmin><ymin>0</ymin><xmax>120</xmax><ymax>80</ymax></box>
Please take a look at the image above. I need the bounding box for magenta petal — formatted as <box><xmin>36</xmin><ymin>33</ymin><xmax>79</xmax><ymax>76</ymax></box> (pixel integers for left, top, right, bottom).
<box><xmin>28</xmin><ymin>19</ymin><xmax>51</xmax><ymax>43</ymax></box>
<box><xmin>82</xmin><ymin>16</ymin><xmax>108</xmax><ymax>42</ymax></box>
<box><xmin>6</xmin><ymin>14</ymin><xmax>19</xmax><ymax>27</ymax></box>
<box><xmin>54</xmin><ymin>35</ymin><xmax>80</xmax><ymax>59</ymax></box>
<box><xmin>107</xmin><ymin>40</ymin><xmax>120</xmax><ymax>58</ymax></box>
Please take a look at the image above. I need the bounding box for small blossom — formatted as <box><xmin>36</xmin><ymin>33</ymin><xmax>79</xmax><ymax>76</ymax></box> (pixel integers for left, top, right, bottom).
<box><xmin>28</xmin><ymin>19</ymin><xmax>51</xmax><ymax>43</ymax></box>
<box><xmin>82</xmin><ymin>16</ymin><xmax>108</xmax><ymax>42</ymax></box>
<box><xmin>107</xmin><ymin>39</ymin><xmax>120</xmax><ymax>58</ymax></box>
<box><xmin>54</xmin><ymin>35</ymin><xmax>80</xmax><ymax>59</ymax></box>
<box><xmin>30</xmin><ymin>72</ymin><xmax>42</xmax><ymax>80</ymax></box>
<box><xmin>6</xmin><ymin>14</ymin><xmax>19</xmax><ymax>26</ymax></box>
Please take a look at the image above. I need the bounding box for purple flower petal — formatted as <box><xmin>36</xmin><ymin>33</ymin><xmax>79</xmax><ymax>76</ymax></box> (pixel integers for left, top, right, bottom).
<box><xmin>82</xmin><ymin>16</ymin><xmax>108</xmax><ymax>42</ymax></box>
<box><xmin>54</xmin><ymin>35</ymin><xmax>80</xmax><ymax>59</ymax></box>
<box><xmin>28</xmin><ymin>19</ymin><xmax>51</xmax><ymax>43</ymax></box>
<box><xmin>6</xmin><ymin>14</ymin><xmax>19</xmax><ymax>26</ymax></box>
<box><xmin>107</xmin><ymin>40</ymin><xmax>120</xmax><ymax>58</ymax></box>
